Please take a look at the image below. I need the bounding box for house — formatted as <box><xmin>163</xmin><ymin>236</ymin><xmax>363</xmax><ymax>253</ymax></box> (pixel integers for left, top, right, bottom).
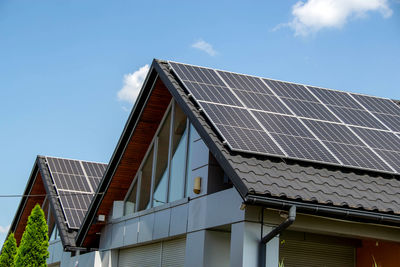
<box><xmin>7</xmin><ymin>59</ymin><xmax>400</xmax><ymax>267</ymax></box>
<box><xmin>7</xmin><ymin>156</ymin><xmax>107</xmax><ymax>266</ymax></box>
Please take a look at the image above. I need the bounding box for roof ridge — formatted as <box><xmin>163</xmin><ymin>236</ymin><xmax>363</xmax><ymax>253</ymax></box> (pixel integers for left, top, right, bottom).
<box><xmin>166</xmin><ymin>59</ymin><xmax>395</xmax><ymax>100</ymax></box>
<box><xmin>40</xmin><ymin>155</ymin><xmax>107</xmax><ymax>165</ymax></box>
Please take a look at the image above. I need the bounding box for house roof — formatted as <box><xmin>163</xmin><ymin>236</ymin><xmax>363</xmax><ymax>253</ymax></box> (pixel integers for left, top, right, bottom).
<box><xmin>9</xmin><ymin>156</ymin><xmax>106</xmax><ymax>250</ymax></box>
<box><xmin>77</xmin><ymin>59</ymin><xmax>400</xmax><ymax>248</ymax></box>
<box><xmin>156</xmin><ymin>60</ymin><xmax>400</xmax><ymax>215</ymax></box>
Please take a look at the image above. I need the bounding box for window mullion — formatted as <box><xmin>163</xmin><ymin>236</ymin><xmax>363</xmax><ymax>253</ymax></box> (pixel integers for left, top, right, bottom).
<box><xmin>149</xmin><ymin>138</ymin><xmax>159</xmax><ymax>208</ymax></box>
<box><xmin>166</xmin><ymin>101</ymin><xmax>175</xmax><ymax>203</ymax></box>
<box><xmin>134</xmin><ymin>171</ymin><xmax>142</xmax><ymax>213</ymax></box>
<box><xmin>123</xmin><ymin>172</ymin><xmax>138</xmax><ymax>203</ymax></box>
<box><xmin>182</xmin><ymin>119</ymin><xmax>191</xmax><ymax>197</ymax></box>
<box><xmin>45</xmin><ymin>198</ymin><xmax>50</xmax><ymax>227</ymax></box>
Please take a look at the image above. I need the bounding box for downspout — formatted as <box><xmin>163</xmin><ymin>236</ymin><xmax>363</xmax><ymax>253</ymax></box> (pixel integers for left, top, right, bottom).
<box><xmin>260</xmin><ymin>206</ymin><xmax>296</xmax><ymax>267</ymax></box>
<box><xmin>262</xmin><ymin>205</ymin><xmax>296</xmax><ymax>244</ymax></box>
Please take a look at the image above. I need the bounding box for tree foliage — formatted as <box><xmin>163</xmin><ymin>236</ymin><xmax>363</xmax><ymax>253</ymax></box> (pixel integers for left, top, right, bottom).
<box><xmin>14</xmin><ymin>204</ymin><xmax>49</xmax><ymax>267</ymax></box>
<box><xmin>0</xmin><ymin>232</ymin><xmax>17</xmax><ymax>266</ymax></box>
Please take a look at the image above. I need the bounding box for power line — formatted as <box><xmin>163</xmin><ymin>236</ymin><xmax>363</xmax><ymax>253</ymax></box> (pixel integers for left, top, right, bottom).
<box><xmin>0</xmin><ymin>192</ymin><xmax>104</xmax><ymax>198</ymax></box>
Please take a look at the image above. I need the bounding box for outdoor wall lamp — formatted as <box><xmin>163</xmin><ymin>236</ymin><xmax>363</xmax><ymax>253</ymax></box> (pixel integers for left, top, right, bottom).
<box><xmin>193</xmin><ymin>176</ymin><xmax>201</xmax><ymax>194</ymax></box>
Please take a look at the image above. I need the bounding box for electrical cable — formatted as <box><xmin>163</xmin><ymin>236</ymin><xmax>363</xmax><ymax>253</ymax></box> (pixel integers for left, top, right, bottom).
<box><xmin>0</xmin><ymin>192</ymin><xmax>104</xmax><ymax>198</ymax></box>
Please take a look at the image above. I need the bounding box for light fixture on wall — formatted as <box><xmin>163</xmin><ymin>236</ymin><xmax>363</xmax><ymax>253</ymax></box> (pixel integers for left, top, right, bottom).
<box><xmin>193</xmin><ymin>176</ymin><xmax>202</xmax><ymax>194</ymax></box>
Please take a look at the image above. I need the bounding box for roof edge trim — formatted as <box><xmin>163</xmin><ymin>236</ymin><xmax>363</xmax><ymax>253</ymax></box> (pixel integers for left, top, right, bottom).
<box><xmin>7</xmin><ymin>159</ymin><xmax>40</xmax><ymax>241</ymax></box>
<box><xmin>37</xmin><ymin>156</ymin><xmax>76</xmax><ymax>248</ymax></box>
<box><xmin>75</xmin><ymin>61</ymin><xmax>160</xmax><ymax>247</ymax></box>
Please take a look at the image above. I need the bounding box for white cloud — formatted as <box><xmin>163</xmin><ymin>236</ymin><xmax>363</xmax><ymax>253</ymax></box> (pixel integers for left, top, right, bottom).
<box><xmin>117</xmin><ymin>64</ymin><xmax>150</xmax><ymax>104</ymax></box>
<box><xmin>286</xmin><ymin>0</ymin><xmax>393</xmax><ymax>36</ymax></box>
<box><xmin>0</xmin><ymin>225</ymin><xmax>10</xmax><ymax>233</ymax></box>
<box><xmin>192</xmin><ymin>40</ymin><xmax>218</xmax><ymax>56</ymax></box>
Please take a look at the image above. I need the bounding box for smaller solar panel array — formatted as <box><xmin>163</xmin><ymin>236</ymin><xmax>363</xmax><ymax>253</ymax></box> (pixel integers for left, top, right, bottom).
<box><xmin>169</xmin><ymin>61</ymin><xmax>400</xmax><ymax>175</ymax></box>
<box><xmin>46</xmin><ymin>157</ymin><xmax>107</xmax><ymax>229</ymax></box>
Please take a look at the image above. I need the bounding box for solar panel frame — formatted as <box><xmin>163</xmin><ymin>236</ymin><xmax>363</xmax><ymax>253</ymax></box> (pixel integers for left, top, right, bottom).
<box><xmin>372</xmin><ymin>113</ymin><xmax>400</xmax><ymax>133</ymax></box>
<box><xmin>348</xmin><ymin>127</ymin><xmax>400</xmax><ymax>173</ymax></box>
<box><xmin>283</xmin><ymin>98</ymin><xmax>341</xmax><ymax>122</ymax></box>
<box><xmin>374</xmin><ymin>150</ymin><xmax>400</xmax><ymax>173</ymax></box>
<box><xmin>250</xmin><ymin>112</ymin><xmax>340</xmax><ymax>164</ymax></box>
<box><xmin>234</xmin><ymin>90</ymin><xmax>292</xmax><ymax>115</ymax></box>
<box><xmin>218</xmin><ymin>70</ymin><xmax>275</xmax><ymax>95</ymax></box>
<box><xmin>199</xmin><ymin>102</ymin><xmax>286</xmax><ymax>156</ymax></box>
<box><xmin>170</xmin><ymin>62</ymin><xmax>242</xmax><ymax>106</ymax></box>
<box><xmin>323</xmin><ymin>142</ymin><xmax>393</xmax><ymax>172</ymax></box>
<box><xmin>270</xmin><ymin>133</ymin><xmax>340</xmax><ymax>164</ymax></box>
<box><xmin>168</xmin><ymin>61</ymin><xmax>400</xmax><ymax>175</ymax></box>
<box><xmin>302</xmin><ymin>119</ymin><xmax>394</xmax><ymax>172</ymax></box>
<box><xmin>351</xmin><ymin>94</ymin><xmax>400</xmax><ymax>116</ymax></box>
<box><xmin>253</xmin><ymin>112</ymin><xmax>314</xmax><ymax>138</ymax></box>
<box><xmin>201</xmin><ymin>65</ymin><xmax>341</xmax><ymax>163</ymax></box>
<box><xmin>59</xmin><ymin>191</ymin><xmax>93</xmax><ymax>229</ymax></box>
<box><xmin>302</xmin><ymin>120</ymin><xmax>365</xmax><ymax>146</ymax></box>
<box><xmin>227</xmin><ymin>76</ymin><xmax>345</xmax><ymax>163</ymax></box>
<box><xmin>350</xmin><ymin>127</ymin><xmax>400</xmax><ymax>151</ymax></box>
<box><xmin>308</xmin><ymin>86</ymin><xmax>364</xmax><ymax>109</ymax></box>
<box><xmin>184</xmin><ymin>82</ymin><xmax>243</xmax><ymax>106</ymax></box>
<box><xmin>263</xmin><ymin>79</ymin><xmax>318</xmax><ymax>101</ymax></box>
<box><xmin>303</xmin><ymin>87</ymin><xmax>398</xmax><ymax>173</ymax></box>
<box><xmin>327</xmin><ymin>106</ymin><xmax>388</xmax><ymax>130</ymax></box>
<box><xmin>81</xmin><ymin>161</ymin><xmax>107</xmax><ymax>189</ymax></box>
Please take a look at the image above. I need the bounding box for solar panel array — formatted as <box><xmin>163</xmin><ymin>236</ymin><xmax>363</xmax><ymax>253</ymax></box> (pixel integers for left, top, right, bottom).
<box><xmin>169</xmin><ymin>61</ymin><xmax>400</xmax><ymax>175</ymax></box>
<box><xmin>46</xmin><ymin>157</ymin><xmax>107</xmax><ymax>229</ymax></box>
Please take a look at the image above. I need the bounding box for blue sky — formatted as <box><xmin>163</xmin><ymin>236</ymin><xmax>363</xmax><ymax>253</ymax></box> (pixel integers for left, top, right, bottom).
<box><xmin>0</xmin><ymin>0</ymin><xmax>399</xmax><ymax>243</ymax></box>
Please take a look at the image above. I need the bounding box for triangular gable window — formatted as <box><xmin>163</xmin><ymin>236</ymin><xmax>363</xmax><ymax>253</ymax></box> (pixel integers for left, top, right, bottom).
<box><xmin>124</xmin><ymin>100</ymin><xmax>198</xmax><ymax>215</ymax></box>
<box><xmin>49</xmin><ymin>223</ymin><xmax>60</xmax><ymax>241</ymax></box>
<box><xmin>42</xmin><ymin>198</ymin><xmax>60</xmax><ymax>241</ymax></box>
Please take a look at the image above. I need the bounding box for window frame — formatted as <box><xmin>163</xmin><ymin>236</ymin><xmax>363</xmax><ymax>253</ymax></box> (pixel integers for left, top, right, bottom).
<box><xmin>182</xmin><ymin>121</ymin><xmax>191</xmax><ymax>197</ymax></box>
<box><xmin>168</xmin><ymin>114</ymin><xmax>190</xmax><ymax>201</ymax></box>
<box><xmin>123</xmin><ymin>99</ymin><xmax>193</xmax><ymax>215</ymax></box>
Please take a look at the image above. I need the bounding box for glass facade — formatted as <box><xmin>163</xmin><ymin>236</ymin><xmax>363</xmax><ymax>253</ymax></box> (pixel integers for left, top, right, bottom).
<box><xmin>185</xmin><ymin>123</ymin><xmax>196</xmax><ymax>197</ymax></box>
<box><xmin>124</xmin><ymin>181</ymin><xmax>137</xmax><ymax>215</ymax></box>
<box><xmin>49</xmin><ymin>224</ymin><xmax>60</xmax><ymax>241</ymax></box>
<box><xmin>124</xmin><ymin>100</ymin><xmax>199</xmax><ymax>215</ymax></box>
<box><xmin>138</xmin><ymin>146</ymin><xmax>154</xmax><ymax>211</ymax></box>
<box><xmin>153</xmin><ymin>110</ymin><xmax>172</xmax><ymax>207</ymax></box>
<box><xmin>169</xmin><ymin>104</ymin><xmax>188</xmax><ymax>202</ymax></box>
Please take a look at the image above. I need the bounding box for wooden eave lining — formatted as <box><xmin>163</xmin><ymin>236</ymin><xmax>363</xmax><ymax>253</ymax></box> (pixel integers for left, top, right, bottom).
<box><xmin>14</xmin><ymin>172</ymin><xmax>46</xmax><ymax>245</ymax></box>
<box><xmin>83</xmin><ymin>78</ymin><xmax>172</xmax><ymax>247</ymax></box>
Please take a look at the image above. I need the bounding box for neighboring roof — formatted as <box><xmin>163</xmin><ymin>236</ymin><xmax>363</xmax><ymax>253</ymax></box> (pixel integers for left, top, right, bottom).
<box><xmin>77</xmin><ymin>59</ymin><xmax>400</xmax><ymax>248</ymax></box>
<box><xmin>9</xmin><ymin>156</ymin><xmax>106</xmax><ymax>250</ymax></box>
<box><xmin>44</xmin><ymin>156</ymin><xmax>106</xmax><ymax>229</ymax></box>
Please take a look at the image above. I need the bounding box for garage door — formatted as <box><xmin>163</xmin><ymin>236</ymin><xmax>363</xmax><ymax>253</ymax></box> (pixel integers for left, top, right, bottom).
<box><xmin>118</xmin><ymin>238</ymin><xmax>186</xmax><ymax>267</ymax></box>
<box><xmin>280</xmin><ymin>238</ymin><xmax>355</xmax><ymax>267</ymax></box>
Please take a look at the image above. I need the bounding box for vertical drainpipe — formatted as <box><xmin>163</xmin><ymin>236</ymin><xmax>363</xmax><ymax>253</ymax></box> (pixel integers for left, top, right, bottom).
<box><xmin>260</xmin><ymin>206</ymin><xmax>296</xmax><ymax>267</ymax></box>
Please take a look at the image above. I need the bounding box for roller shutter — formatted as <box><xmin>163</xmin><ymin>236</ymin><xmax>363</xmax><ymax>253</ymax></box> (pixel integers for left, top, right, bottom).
<box><xmin>118</xmin><ymin>238</ymin><xmax>186</xmax><ymax>267</ymax></box>
<box><xmin>280</xmin><ymin>239</ymin><xmax>355</xmax><ymax>267</ymax></box>
<box><xmin>118</xmin><ymin>242</ymin><xmax>161</xmax><ymax>267</ymax></box>
<box><xmin>161</xmin><ymin>238</ymin><xmax>186</xmax><ymax>267</ymax></box>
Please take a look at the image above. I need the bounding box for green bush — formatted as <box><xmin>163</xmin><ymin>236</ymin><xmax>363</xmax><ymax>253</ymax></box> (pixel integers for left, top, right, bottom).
<box><xmin>0</xmin><ymin>232</ymin><xmax>17</xmax><ymax>266</ymax></box>
<box><xmin>14</xmin><ymin>204</ymin><xmax>49</xmax><ymax>267</ymax></box>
